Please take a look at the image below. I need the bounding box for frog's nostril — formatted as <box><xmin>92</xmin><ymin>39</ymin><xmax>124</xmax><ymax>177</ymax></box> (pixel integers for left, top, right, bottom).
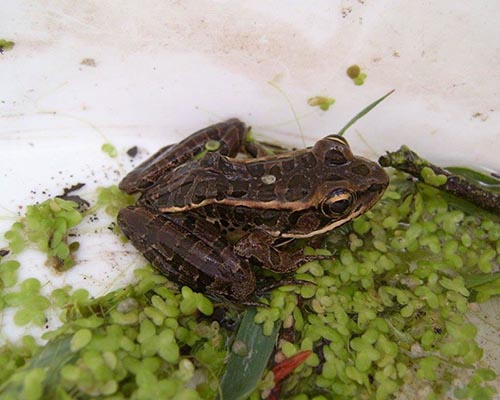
<box><xmin>324</xmin><ymin>149</ymin><xmax>348</xmax><ymax>165</ymax></box>
<box><xmin>351</xmin><ymin>164</ymin><xmax>370</xmax><ymax>176</ymax></box>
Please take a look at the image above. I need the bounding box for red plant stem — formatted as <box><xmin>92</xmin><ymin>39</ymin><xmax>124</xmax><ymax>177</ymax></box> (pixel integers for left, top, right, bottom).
<box><xmin>272</xmin><ymin>350</ymin><xmax>313</xmax><ymax>384</ymax></box>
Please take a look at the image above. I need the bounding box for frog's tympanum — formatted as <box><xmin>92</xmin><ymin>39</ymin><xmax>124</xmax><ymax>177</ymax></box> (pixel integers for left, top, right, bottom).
<box><xmin>118</xmin><ymin>119</ymin><xmax>388</xmax><ymax>303</ymax></box>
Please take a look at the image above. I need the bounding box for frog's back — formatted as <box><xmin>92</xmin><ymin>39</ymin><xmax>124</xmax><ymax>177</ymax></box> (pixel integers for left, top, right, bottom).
<box><xmin>143</xmin><ymin>149</ymin><xmax>322</xmax><ymax>212</ymax></box>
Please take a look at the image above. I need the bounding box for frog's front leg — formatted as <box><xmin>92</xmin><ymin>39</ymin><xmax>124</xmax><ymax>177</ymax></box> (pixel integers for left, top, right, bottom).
<box><xmin>233</xmin><ymin>230</ymin><xmax>315</xmax><ymax>273</ymax></box>
<box><xmin>118</xmin><ymin>206</ymin><xmax>256</xmax><ymax>303</ymax></box>
<box><xmin>120</xmin><ymin>119</ymin><xmax>249</xmax><ymax>194</ymax></box>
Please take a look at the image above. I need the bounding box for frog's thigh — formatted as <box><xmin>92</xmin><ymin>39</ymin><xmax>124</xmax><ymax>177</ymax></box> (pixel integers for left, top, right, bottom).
<box><xmin>233</xmin><ymin>230</ymin><xmax>307</xmax><ymax>273</ymax></box>
<box><xmin>119</xmin><ymin>119</ymin><xmax>248</xmax><ymax>193</ymax></box>
<box><xmin>118</xmin><ymin>206</ymin><xmax>255</xmax><ymax>301</ymax></box>
<box><xmin>118</xmin><ymin>205</ymin><xmax>202</xmax><ymax>290</ymax></box>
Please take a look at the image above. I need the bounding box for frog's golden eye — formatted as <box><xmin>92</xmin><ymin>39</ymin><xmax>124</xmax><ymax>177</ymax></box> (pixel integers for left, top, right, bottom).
<box><xmin>321</xmin><ymin>189</ymin><xmax>354</xmax><ymax>217</ymax></box>
<box><xmin>313</xmin><ymin>135</ymin><xmax>353</xmax><ymax>166</ymax></box>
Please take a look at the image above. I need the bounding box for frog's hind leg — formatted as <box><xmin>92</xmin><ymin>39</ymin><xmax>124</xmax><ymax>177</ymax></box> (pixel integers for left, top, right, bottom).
<box><xmin>119</xmin><ymin>119</ymin><xmax>249</xmax><ymax>193</ymax></box>
<box><xmin>117</xmin><ymin>205</ymin><xmax>256</xmax><ymax>303</ymax></box>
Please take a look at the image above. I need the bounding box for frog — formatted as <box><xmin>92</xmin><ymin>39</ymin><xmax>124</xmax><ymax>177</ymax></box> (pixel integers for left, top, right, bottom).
<box><xmin>117</xmin><ymin>119</ymin><xmax>389</xmax><ymax>303</ymax></box>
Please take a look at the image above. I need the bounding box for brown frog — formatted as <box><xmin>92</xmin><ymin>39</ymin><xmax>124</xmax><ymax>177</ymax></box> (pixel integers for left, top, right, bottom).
<box><xmin>117</xmin><ymin>119</ymin><xmax>388</xmax><ymax>303</ymax></box>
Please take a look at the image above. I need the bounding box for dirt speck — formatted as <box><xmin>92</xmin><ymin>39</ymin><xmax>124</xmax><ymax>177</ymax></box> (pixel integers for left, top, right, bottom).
<box><xmin>81</xmin><ymin>58</ymin><xmax>96</xmax><ymax>67</ymax></box>
<box><xmin>472</xmin><ymin>112</ymin><xmax>488</xmax><ymax>121</ymax></box>
<box><xmin>341</xmin><ymin>7</ymin><xmax>353</xmax><ymax>18</ymax></box>
<box><xmin>127</xmin><ymin>146</ymin><xmax>138</xmax><ymax>158</ymax></box>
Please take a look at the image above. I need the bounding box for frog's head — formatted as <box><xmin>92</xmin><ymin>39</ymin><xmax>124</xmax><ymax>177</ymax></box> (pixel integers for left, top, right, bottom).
<box><xmin>282</xmin><ymin>134</ymin><xmax>388</xmax><ymax>238</ymax></box>
<box><xmin>316</xmin><ymin>134</ymin><xmax>388</xmax><ymax>223</ymax></box>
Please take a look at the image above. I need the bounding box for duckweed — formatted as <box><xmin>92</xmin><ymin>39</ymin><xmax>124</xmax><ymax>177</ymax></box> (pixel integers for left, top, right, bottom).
<box><xmin>193</xmin><ymin>139</ymin><xmax>223</xmax><ymax>160</ymax></box>
<box><xmin>101</xmin><ymin>143</ymin><xmax>118</xmax><ymax>158</ymax></box>
<box><xmin>4</xmin><ymin>198</ymin><xmax>82</xmax><ymax>270</ymax></box>
<box><xmin>346</xmin><ymin>65</ymin><xmax>367</xmax><ymax>86</ymax></box>
<box><xmin>96</xmin><ymin>185</ymin><xmax>136</xmax><ymax>219</ymax></box>
<box><xmin>0</xmin><ymin>39</ymin><xmax>15</xmax><ymax>52</ymax></box>
<box><xmin>307</xmin><ymin>96</ymin><xmax>336</xmax><ymax>111</ymax></box>
<box><xmin>0</xmin><ymin>260</ymin><xmax>20</xmax><ymax>288</ymax></box>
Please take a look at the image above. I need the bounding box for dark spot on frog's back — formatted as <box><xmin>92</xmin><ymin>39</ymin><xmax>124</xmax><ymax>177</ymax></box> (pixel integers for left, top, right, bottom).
<box><xmin>234</xmin><ymin>205</ymin><xmax>250</xmax><ymax>221</ymax></box>
<box><xmin>326</xmin><ymin>174</ymin><xmax>344</xmax><ymax>182</ymax></box>
<box><xmin>172</xmin><ymin>191</ymin><xmax>187</xmax><ymax>208</ymax></box>
<box><xmin>226</xmin><ymin>180</ymin><xmax>249</xmax><ymax>198</ymax></box>
<box><xmin>247</xmin><ymin>163</ymin><xmax>265</xmax><ymax>177</ymax></box>
<box><xmin>351</xmin><ymin>164</ymin><xmax>371</xmax><ymax>177</ymax></box>
<box><xmin>299</xmin><ymin>152</ymin><xmax>317</xmax><ymax>168</ymax></box>
<box><xmin>262</xmin><ymin>209</ymin><xmax>280</xmax><ymax>221</ymax></box>
<box><xmin>258</xmin><ymin>186</ymin><xmax>278</xmax><ymax>202</ymax></box>
<box><xmin>285</xmin><ymin>175</ymin><xmax>310</xmax><ymax>201</ymax></box>
<box><xmin>269</xmin><ymin>164</ymin><xmax>282</xmax><ymax>179</ymax></box>
<box><xmin>282</xmin><ymin>158</ymin><xmax>295</xmax><ymax>171</ymax></box>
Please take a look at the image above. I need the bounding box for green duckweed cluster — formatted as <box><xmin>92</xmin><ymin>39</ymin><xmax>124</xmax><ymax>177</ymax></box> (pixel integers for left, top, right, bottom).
<box><xmin>307</xmin><ymin>97</ymin><xmax>336</xmax><ymax>111</ymax></box>
<box><xmin>101</xmin><ymin>144</ymin><xmax>118</xmax><ymax>158</ymax></box>
<box><xmin>4</xmin><ymin>198</ymin><xmax>82</xmax><ymax>271</ymax></box>
<box><xmin>95</xmin><ymin>185</ymin><xmax>137</xmax><ymax>219</ymax></box>
<box><xmin>0</xmin><ymin>39</ymin><xmax>15</xmax><ymax>52</ymax></box>
<box><xmin>346</xmin><ymin>65</ymin><xmax>367</xmax><ymax>86</ymax></box>
<box><xmin>0</xmin><ymin>268</ymin><xmax>226</xmax><ymax>399</ymax></box>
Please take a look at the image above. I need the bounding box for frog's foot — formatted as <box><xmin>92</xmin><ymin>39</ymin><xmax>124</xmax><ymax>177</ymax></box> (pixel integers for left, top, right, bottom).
<box><xmin>119</xmin><ymin>119</ymin><xmax>248</xmax><ymax>193</ymax></box>
<box><xmin>302</xmin><ymin>254</ymin><xmax>333</xmax><ymax>263</ymax></box>
<box><xmin>244</xmin><ymin>140</ymin><xmax>291</xmax><ymax>158</ymax></box>
<box><xmin>234</xmin><ymin>230</ymin><xmax>320</xmax><ymax>274</ymax></box>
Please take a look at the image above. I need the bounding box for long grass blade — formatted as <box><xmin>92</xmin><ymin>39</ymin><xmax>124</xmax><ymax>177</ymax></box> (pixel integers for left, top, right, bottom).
<box><xmin>219</xmin><ymin>308</ymin><xmax>280</xmax><ymax>400</ymax></box>
<box><xmin>337</xmin><ymin>90</ymin><xmax>394</xmax><ymax>137</ymax></box>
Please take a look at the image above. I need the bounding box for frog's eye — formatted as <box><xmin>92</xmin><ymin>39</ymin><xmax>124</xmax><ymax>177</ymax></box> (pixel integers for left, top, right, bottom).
<box><xmin>321</xmin><ymin>189</ymin><xmax>354</xmax><ymax>217</ymax></box>
<box><xmin>313</xmin><ymin>135</ymin><xmax>353</xmax><ymax>166</ymax></box>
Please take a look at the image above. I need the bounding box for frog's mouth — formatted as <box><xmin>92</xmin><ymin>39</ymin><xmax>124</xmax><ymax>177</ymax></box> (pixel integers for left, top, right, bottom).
<box><xmin>281</xmin><ymin>182</ymin><xmax>387</xmax><ymax>239</ymax></box>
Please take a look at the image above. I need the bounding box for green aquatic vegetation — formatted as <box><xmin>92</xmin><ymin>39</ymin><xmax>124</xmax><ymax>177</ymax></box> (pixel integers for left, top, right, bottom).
<box><xmin>307</xmin><ymin>96</ymin><xmax>336</xmax><ymax>111</ymax></box>
<box><xmin>0</xmin><ymin>39</ymin><xmax>15</xmax><ymax>52</ymax></box>
<box><xmin>1</xmin><ymin>267</ymin><xmax>226</xmax><ymax>399</ymax></box>
<box><xmin>3</xmin><ymin>278</ymin><xmax>51</xmax><ymax>327</ymax></box>
<box><xmin>421</xmin><ymin>166</ymin><xmax>448</xmax><ymax>186</ymax></box>
<box><xmin>455</xmin><ymin>368</ymin><xmax>498</xmax><ymax>399</ymax></box>
<box><xmin>337</xmin><ymin>90</ymin><xmax>394</xmax><ymax>137</ymax></box>
<box><xmin>4</xmin><ymin>198</ymin><xmax>82</xmax><ymax>271</ymax></box>
<box><xmin>219</xmin><ymin>308</ymin><xmax>280</xmax><ymax>400</ymax></box>
<box><xmin>346</xmin><ymin>65</ymin><xmax>361</xmax><ymax>79</ymax></box>
<box><xmin>380</xmin><ymin>147</ymin><xmax>500</xmax><ymax>214</ymax></box>
<box><xmin>346</xmin><ymin>64</ymin><xmax>367</xmax><ymax>85</ymax></box>
<box><xmin>101</xmin><ymin>143</ymin><xmax>117</xmax><ymax>158</ymax></box>
<box><xmin>193</xmin><ymin>139</ymin><xmax>224</xmax><ymax>160</ymax></box>
<box><xmin>95</xmin><ymin>185</ymin><xmax>137</xmax><ymax>219</ymax></box>
<box><xmin>0</xmin><ymin>260</ymin><xmax>20</xmax><ymax>289</ymax></box>
<box><xmin>353</xmin><ymin>73</ymin><xmax>368</xmax><ymax>86</ymax></box>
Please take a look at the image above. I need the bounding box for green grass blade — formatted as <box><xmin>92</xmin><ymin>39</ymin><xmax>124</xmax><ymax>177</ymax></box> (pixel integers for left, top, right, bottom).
<box><xmin>219</xmin><ymin>308</ymin><xmax>280</xmax><ymax>400</ymax></box>
<box><xmin>464</xmin><ymin>271</ymin><xmax>500</xmax><ymax>289</ymax></box>
<box><xmin>337</xmin><ymin>89</ymin><xmax>394</xmax><ymax>137</ymax></box>
<box><xmin>0</xmin><ymin>335</ymin><xmax>77</xmax><ymax>397</ymax></box>
<box><xmin>446</xmin><ymin>167</ymin><xmax>500</xmax><ymax>193</ymax></box>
